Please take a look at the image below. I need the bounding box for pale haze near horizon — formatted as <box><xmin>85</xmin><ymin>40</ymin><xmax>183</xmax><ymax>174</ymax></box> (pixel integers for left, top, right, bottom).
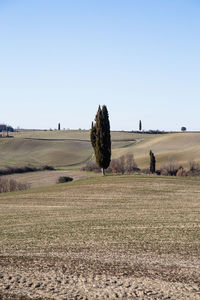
<box><xmin>0</xmin><ymin>0</ymin><xmax>200</xmax><ymax>131</ymax></box>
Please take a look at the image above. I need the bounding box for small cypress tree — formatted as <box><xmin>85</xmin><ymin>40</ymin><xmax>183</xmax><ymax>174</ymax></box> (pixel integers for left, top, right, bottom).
<box><xmin>149</xmin><ymin>150</ymin><xmax>156</xmax><ymax>173</ymax></box>
<box><xmin>139</xmin><ymin>120</ymin><xmax>142</xmax><ymax>131</ymax></box>
<box><xmin>90</xmin><ymin>121</ymin><xmax>96</xmax><ymax>149</ymax></box>
<box><xmin>58</xmin><ymin>123</ymin><xmax>61</xmax><ymax>130</ymax></box>
<box><xmin>90</xmin><ymin>105</ymin><xmax>111</xmax><ymax>175</ymax></box>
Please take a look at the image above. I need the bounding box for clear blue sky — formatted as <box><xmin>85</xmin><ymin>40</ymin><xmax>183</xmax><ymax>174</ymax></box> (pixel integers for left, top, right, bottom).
<box><xmin>0</xmin><ymin>0</ymin><xmax>200</xmax><ymax>131</ymax></box>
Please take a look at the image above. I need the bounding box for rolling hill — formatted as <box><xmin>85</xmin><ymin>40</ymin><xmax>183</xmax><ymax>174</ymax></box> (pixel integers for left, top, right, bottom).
<box><xmin>0</xmin><ymin>130</ymin><xmax>200</xmax><ymax>169</ymax></box>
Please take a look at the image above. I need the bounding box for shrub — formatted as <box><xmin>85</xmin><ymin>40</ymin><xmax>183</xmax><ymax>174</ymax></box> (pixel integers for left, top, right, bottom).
<box><xmin>175</xmin><ymin>161</ymin><xmax>200</xmax><ymax>177</ymax></box>
<box><xmin>41</xmin><ymin>165</ymin><xmax>55</xmax><ymax>171</ymax></box>
<box><xmin>57</xmin><ymin>176</ymin><xmax>73</xmax><ymax>184</ymax></box>
<box><xmin>0</xmin><ymin>165</ymin><xmax>54</xmax><ymax>176</ymax></box>
<box><xmin>176</xmin><ymin>167</ymin><xmax>187</xmax><ymax>177</ymax></box>
<box><xmin>81</xmin><ymin>154</ymin><xmax>139</xmax><ymax>174</ymax></box>
<box><xmin>81</xmin><ymin>161</ymin><xmax>101</xmax><ymax>172</ymax></box>
<box><xmin>110</xmin><ymin>156</ymin><xmax>126</xmax><ymax>174</ymax></box>
<box><xmin>160</xmin><ymin>160</ymin><xmax>179</xmax><ymax>176</ymax></box>
<box><xmin>0</xmin><ymin>178</ymin><xmax>30</xmax><ymax>193</ymax></box>
<box><xmin>140</xmin><ymin>168</ymin><xmax>151</xmax><ymax>174</ymax></box>
<box><xmin>187</xmin><ymin>160</ymin><xmax>200</xmax><ymax>176</ymax></box>
<box><xmin>110</xmin><ymin>154</ymin><xmax>139</xmax><ymax>174</ymax></box>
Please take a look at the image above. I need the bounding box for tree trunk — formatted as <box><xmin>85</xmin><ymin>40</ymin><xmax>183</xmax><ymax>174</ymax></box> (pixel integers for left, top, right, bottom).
<box><xmin>102</xmin><ymin>168</ymin><xmax>105</xmax><ymax>175</ymax></box>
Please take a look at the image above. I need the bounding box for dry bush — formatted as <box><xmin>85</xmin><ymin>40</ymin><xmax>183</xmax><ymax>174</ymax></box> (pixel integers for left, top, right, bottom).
<box><xmin>187</xmin><ymin>160</ymin><xmax>200</xmax><ymax>176</ymax></box>
<box><xmin>175</xmin><ymin>161</ymin><xmax>200</xmax><ymax>177</ymax></box>
<box><xmin>159</xmin><ymin>160</ymin><xmax>200</xmax><ymax>177</ymax></box>
<box><xmin>41</xmin><ymin>165</ymin><xmax>55</xmax><ymax>171</ymax></box>
<box><xmin>160</xmin><ymin>159</ymin><xmax>179</xmax><ymax>176</ymax></box>
<box><xmin>81</xmin><ymin>161</ymin><xmax>101</xmax><ymax>172</ymax></box>
<box><xmin>0</xmin><ymin>178</ymin><xmax>30</xmax><ymax>193</ymax></box>
<box><xmin>57</xmin><ymin>176</ymin><xmax>73</xmax><ymax>184</ymax></box>
<box><xmin>81</xmin><ymin>155</ymin><xmax>139</xmax><ymax>174</ymax></box>
<box><xmin>125</xmin><ymin>154</ymin><xmax>138</xmax><ymax>173</ymax></box>
<box><xmin>140</xmin><ymin>168</ymin><xmax>151</xmax><ymax>174</ymax></box>
<box><xmin>110</xmin><ymin>154</ymin><xmax>139</xmax><ymax>174</ymax></box>
<box><xmin>176</xmin><ymin>167</ymin><xmax>187</xmax><ymax>177</ymax></box>
<box><xmin>110</xmin><ymin>156</ymin><xmax>125</xmax><ymax>174</ymax></box>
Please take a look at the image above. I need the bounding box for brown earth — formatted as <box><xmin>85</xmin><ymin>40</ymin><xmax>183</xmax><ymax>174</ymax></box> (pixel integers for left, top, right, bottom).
<box><xmin>0</xmin><ymin>175</ymin><xmax>199</xmax><ymax>299</ymax></box>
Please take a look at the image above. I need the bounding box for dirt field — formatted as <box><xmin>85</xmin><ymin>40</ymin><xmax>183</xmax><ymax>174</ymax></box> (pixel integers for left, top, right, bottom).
<box><xmin>0</xmin><ymin>174</ymin><xmax>199</xmax><ymax>299</ymax></box>
<box><xmin>1</xmin><ymin>170</ymin><xmax>97</xmax><ymax>188</ymax></box>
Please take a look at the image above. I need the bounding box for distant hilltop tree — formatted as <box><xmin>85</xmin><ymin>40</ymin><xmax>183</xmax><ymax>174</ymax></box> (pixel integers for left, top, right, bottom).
<box><xmin>58</xmin><ymin>123</ymin><xmax>61</xmax><ymax>130</ymax></box>
<box><xmin>139</xmin><ymin>120</ymin><xmax>142</xmax><ymax>131</ymax></box>
<box><xmin>90</xmin><ymin>105</ymin><xmax>111</xmax><ymax>175</ymax></box>
<box><xmin>149</xmin><ymin>150</ymin><xmax>156</xmax><ymax>173</ymax></box>
<box><xmin>181</xmin><ymin>126</ymin><xmax>186</xmax><ymax>132</ymax></box>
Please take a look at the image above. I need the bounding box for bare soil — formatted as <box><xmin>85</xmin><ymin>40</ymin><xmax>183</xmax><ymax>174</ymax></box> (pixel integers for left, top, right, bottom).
<box><xmin>0</xmin><ymin>175</ymin><xmax>199</xmax><ymax>299</ymax></box>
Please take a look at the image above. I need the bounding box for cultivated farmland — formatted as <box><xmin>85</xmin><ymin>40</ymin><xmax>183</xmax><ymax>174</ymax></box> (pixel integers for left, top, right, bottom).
<box><xmin>0</xmin><ymin>175</ymin><xmax>199</xmax><ymax>299</ymax></box>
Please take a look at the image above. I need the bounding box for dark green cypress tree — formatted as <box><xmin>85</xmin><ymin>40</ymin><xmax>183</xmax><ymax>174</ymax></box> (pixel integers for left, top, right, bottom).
<box><xmin>90</xmin><ymin>105</ymin><xmax>111</xmax><ymax>175</ymax></box>
<box><xmin>149</xmin><ymin>150</ymin><xmax>156</xmax><ymax>173</ymax></box>
<box><xmin>90</xmin><ymin>121</ymin><xmax>96</xmax><ymax>149</ymax></box>
<box><xmin>101</xmin><ymin>105</ymin><xmax>111</xmax><ymax>169</ymax></box>
<box><xmin>139</xmin><ymin>120</ymin><xmax>142</xmax><ymax>131</ymax></box>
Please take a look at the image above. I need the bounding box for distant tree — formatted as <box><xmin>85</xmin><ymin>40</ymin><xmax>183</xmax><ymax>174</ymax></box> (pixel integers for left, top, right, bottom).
<box><xmin>181</xmin><ymin>126</ymin><xmax>186</xmax><ymax>132</ymax></box>
<box><xmin>149</xmin><ymin>150</ymin><xmax>156</xmax><ymax>173</ymax></box>
<box><xmin>90</xmin><ymin>105</ymin><xmax>111</xmax><ymax>175</ymax></box>
<box><xmin>58</xmin><ymin>123</ymin><xmax>61</xmax><ymax>130</ymax></box>
<box><xmin>139</xmin><ymin>120</ymin><xmax>142</xmax><ymax>131</ymax></box>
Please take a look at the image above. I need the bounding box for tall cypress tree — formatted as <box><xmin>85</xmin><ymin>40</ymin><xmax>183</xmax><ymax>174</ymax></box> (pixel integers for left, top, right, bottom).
<box><xmin>139</xmin><ymin>120</ymin><xmax>142</xmax><ymax>131</ymax></box>
<box><xmin>149</xmin><ymin>150</ymin><xmax>156</xmax><ymax>173</ymax></box>
<box><xmin>90</xmin><ymin>105</ymin><xmax>111</xmax><ymax>175</ymax></box>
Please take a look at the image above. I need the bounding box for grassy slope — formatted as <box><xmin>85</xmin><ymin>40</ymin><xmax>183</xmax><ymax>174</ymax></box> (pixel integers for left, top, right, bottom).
<box><xmin>112</xmin><ymin>132</ymin><xmax>200</xmax><ymax>168</ymax></box>
<box><xmin>1</xmin><ymin>130</ymin><xmax>200</xmax><ymax>169</ymax></box>
<box><xmin>0</xmin><ymin>130</ymin><xmax>142</xmax><ymax>168</ymax></box>
<box><xmin>0</xmin><ymin>138</ymin><xmax>91</xmax><ymax>167</ymax></box>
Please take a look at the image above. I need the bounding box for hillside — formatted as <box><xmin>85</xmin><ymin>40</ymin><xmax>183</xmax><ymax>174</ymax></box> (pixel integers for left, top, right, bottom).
<box><xmin>0</xmin><ymin>130</ymin><xmax>200</xmax><ymax>169</ymax></box>
<box><xmin>112</xmin><ymin>132</ymin><xmax>200</xmax><ymax>169</ymax></box>
<box><xmin>0</xmin><ymin>130</ymin><xmax>147</xmax><ymax>168</ymax></box>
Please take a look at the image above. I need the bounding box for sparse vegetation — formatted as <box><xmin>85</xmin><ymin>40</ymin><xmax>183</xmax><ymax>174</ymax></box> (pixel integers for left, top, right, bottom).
<box><xmin>81</xmin><ymin>154</ymin><xmax>139</xmax><ymax>174</ymax></box>
<box><xmin>110</xmin><ymin>154</ymin><xmax>138</xmax><ymax>174</ymax></box>
<box><xmin>81</xmin><ymin>161</ymin><xmax>101</xmax><ymax>172</ymax></box>
<box><xmin>0</xmin><ymin>165</ymin><xmax>54</xmax><ymax>176</ymax></box>
<box><xmin>160</xmin><ymin>159</ymin><xmax>179</xmax><ymax>176</ymax></box>
<box><xmin>0</xmin><ymin>178</ymin><xmax>29</xmax><ymax>193</ymax></box>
